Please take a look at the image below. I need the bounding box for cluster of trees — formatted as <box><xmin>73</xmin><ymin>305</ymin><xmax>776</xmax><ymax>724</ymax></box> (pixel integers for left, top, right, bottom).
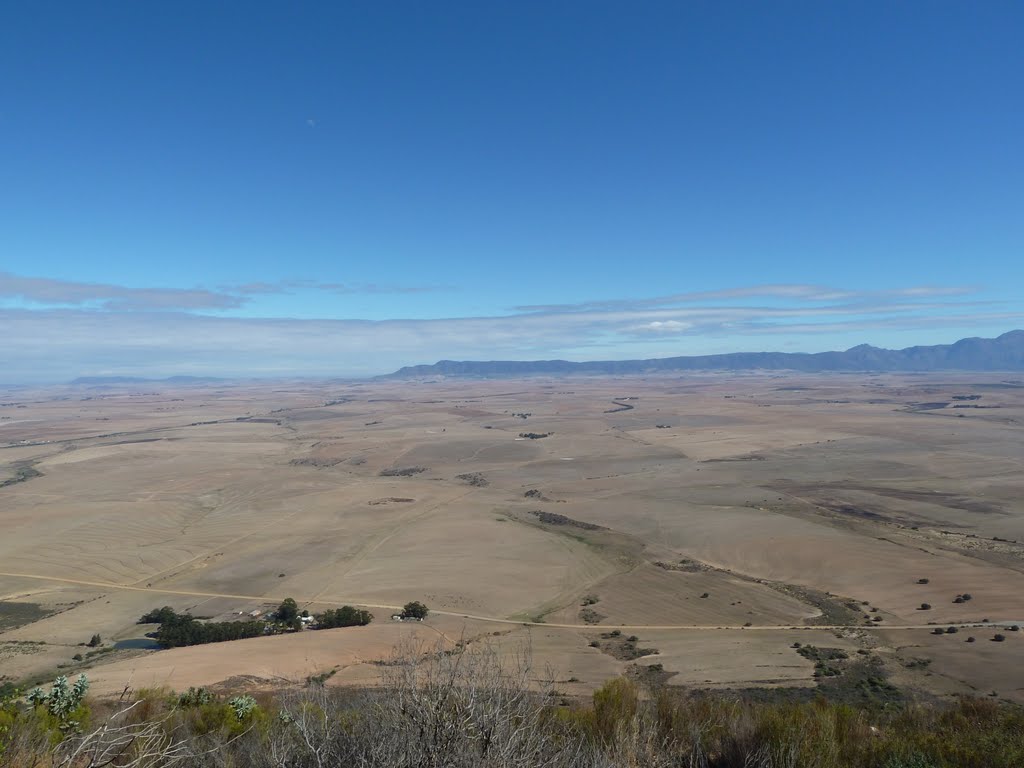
<box><xmin>137</xmin><ymin>599</ymin><xmax>380</xmax><ymax>647</ymax></box>
<box><xmin>139</xmin><ymin>608</ymin><xmax>266</xmax><ymax>649</ymax></box>
<box><xmin>131</xmin><ymin>594</ymin><xmax>424</xmax><ymax>650</ymax></box>
<box><xmin>155</xmin><ymin>614</ymin><xmax>266</xmax><ymax>649</ymax></box>
<box><xmin>138</xmin><ymin>606</ymin><xmax>180</xmax><ymax>625</ymax></box>
<box><xmin>275</xmin><ymin>598</ymin><xmax>303</xmax><ymax>630</ymax></box>
<box><xmin>400</xmin><ymin>601</ymin><xmax>429</xmax><ymax>620</ymax></box>
<box><xmin>315</xmin><ymin>606</ymin><xmax>373</xmax><ymax>629</ymax></box>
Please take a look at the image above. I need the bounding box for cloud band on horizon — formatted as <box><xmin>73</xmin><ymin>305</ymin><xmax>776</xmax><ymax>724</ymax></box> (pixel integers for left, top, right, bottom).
<box><xmin>0</xmin><ymin>274</ymin><xmax>1020</xmax><ymax>382</ymax></box>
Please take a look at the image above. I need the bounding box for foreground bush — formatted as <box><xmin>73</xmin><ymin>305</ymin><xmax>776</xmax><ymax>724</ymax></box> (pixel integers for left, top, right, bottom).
<box><xmin>2</xmin><ymin>643</ymin><xmax>1022</xmax><ymax>767</ymax></box>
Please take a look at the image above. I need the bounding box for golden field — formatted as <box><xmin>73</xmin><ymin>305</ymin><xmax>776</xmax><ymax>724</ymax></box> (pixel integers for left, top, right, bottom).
<box><xmin>1</xmin><ymin>373</ymin><xmax>1022</xmax><ymax>700</ymax></box>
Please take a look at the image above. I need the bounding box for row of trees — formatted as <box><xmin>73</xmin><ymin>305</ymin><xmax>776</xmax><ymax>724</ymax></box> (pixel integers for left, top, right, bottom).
<box><xmin>140</xmin><ymin>608</ymin><xmax>266</xmax><ymax>649</ymax></box>
<box><xmin>153</xmin><ymin>612</ymin><xmax>266</xmax><ymax>649</ymax></box>
<box><xmin>134</xmin><ymin>596</ymin><xmax>423</xmax><ymax>649</ymax></box>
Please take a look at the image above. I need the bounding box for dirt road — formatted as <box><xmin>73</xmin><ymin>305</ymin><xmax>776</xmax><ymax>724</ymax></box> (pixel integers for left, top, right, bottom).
<box><xmin>1</xmin><ymin>570</ymin><xmax>1018</xmax><ymax>632</ymax></box>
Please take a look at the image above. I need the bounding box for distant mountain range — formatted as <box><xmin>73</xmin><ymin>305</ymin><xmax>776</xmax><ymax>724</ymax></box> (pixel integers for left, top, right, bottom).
<box><xmin>69</xmin><ymin>375</ymin><xmax>224</xmax><ymax>385</ymax></box>
<box><xmin>388</xmin><ymin>330</ymin><xmax>1024</xmax><ymax>378</ymax></box>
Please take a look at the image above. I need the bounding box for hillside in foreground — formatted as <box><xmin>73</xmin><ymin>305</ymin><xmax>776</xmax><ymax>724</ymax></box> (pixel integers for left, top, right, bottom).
<box><xmin>3</xmin><ymin>641</ymin><xmax>1023</xmax><ymax>768</ymax></box>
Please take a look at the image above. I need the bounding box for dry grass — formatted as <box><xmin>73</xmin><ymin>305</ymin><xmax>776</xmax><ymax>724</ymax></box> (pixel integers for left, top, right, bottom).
<box><xmin>2</xmin><ymin>373</ymin><xmax>1023</xmax><ymax>702</ymax></box>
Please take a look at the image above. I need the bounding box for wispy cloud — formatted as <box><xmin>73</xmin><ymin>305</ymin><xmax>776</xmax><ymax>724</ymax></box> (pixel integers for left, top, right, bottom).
<box><xmin>0</xmin><ymin>272</ymin><xmax>451</xmax><ymax>311</ymax></box>
<box><xmin>514</xmin><ymin>284</ymin><xmax>978</xmax><ymax>313</ymax></box>
<box><xmin>0</xmin><ymin>272</ymin><xmax>246</xmax><ymax>311</ymax></box>
<box><xmin>223</xmin><ymin>279</ymin><xmax>452</xmax><ymax>297</ymax></box>
<box><xmin>315</xmin><ymin>281</ymin><xmax>452</xmax><ymax>295</ymax></box>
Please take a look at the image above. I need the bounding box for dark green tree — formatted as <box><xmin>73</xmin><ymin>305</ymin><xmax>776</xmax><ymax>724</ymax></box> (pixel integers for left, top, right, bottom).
<box><xmin>316</xmin><ymin>606</ymin><xmax>373</xmax><ymax>628</ymax></box>
<box><xmin>277</xmin><ymin>598</ymin><xmax>299</xmax><ymax>625</ymax></box>
<box><xmin>138</xmin><ymin>606</ymin><xmax>179</xmax><ymax>624</ymax></box>
<box><xmin>401</xmin><ymin>601</ymin><xmax>429</xmax><ymax>620</ymax></box>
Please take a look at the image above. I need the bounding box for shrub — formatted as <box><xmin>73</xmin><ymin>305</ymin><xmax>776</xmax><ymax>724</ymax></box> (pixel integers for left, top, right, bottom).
<box><xmin>919</xmin><ymin>603</ymin><xmax>932</xmax><ymax>610</ymax></box>
<box><xmin>27</xmin><ymin>674</ymin><xmax>90</xmax><ymax>730</ymax></box>
<box><xmin>86</xmin><ymin>634</ymin><xmax>101</xmax><ymax>648</ymax></box>
<box><xmin>227</xmin><ymin>695</ymin><xmax>257</xmax><ymax>720</ymax></box>
<box><xmin>993</xmin><ymin>634</ymin><xmax>1006</xmax><ymax>642</ymax></box>
<box><xmin>917</xmin><ymin>578</ymin><xmax>930</xmax><ymax>584</ymax></box>
<box><xmin>592</xmin><ymin>678</ymin><xmax>638</xmax><ymax>745</ymax></box>
<box><xmin>178</xmin><ymin>686</ymin><xmax>215</xmax><ymax>707</ymax></box>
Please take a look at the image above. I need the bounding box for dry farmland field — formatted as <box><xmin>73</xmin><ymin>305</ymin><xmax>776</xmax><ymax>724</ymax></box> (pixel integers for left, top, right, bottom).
<box><xmin>1</xmin><ymin>373</ymin><xmax>1023</xmax><ymax>702</ymax></box>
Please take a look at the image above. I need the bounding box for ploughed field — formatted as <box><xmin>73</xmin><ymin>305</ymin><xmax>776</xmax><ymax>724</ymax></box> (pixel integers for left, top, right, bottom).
<box><xmin>1</xmin><ymin>373</ymin><xmax>1023</xmax><ymax>700</ymax></box>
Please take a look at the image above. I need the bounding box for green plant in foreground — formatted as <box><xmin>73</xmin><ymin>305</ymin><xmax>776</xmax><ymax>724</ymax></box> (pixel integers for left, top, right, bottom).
<box><xmin>26</xmin><ymin>674</ymin><xmax>90</xmax><ymax>732</ymax></box>
<box><xmin>178</xmin><ymin>686</ymin><xmax>215</xmax><ymax>707</ymax></box>
<box><xmin>227</xmin><ymin>695</ymin><xmax>257</xmax><ymax>720</ymax></box>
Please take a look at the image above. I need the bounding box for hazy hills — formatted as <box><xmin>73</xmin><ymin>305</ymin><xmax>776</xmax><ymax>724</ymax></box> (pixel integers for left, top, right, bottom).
<box><xmin>389</xmin><ymin>330</ymin><xmax>1024</xmax><ymax>378</ymax></box>
<box><xmin>69</xmin><ymin>375</ymin><xmax>225</xmax><ymax>386</ymax></box>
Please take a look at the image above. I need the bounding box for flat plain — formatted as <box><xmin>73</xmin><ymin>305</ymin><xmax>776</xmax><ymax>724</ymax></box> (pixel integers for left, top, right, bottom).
<box><xmin>1</xmin><ymin>373</ymin><xmax>1023</xmax><ymax>701</ymax></box>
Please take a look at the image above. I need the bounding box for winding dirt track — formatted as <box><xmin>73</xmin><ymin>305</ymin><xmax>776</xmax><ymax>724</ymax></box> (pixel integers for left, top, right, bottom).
<box><xmin>1</xmin><ymin>570</ymin><xmax>1018</xmax><ymax>632</ymax></box>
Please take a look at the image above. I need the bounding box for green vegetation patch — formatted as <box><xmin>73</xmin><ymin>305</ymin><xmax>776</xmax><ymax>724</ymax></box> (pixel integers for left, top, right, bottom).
<box><xmin>579</xmin><ymin>607</ymin><xmax>605</xmax><ymax>625</ymax></box>
<box><xmin>592</xmin><ymin>630</ymin><xmax>658</xmax><ymax>661</ymax></box>
<box><xmin>530</xmin><ymin>510</ymin><xmax>603</xmax><ymax>531</ymax></box>
<box><xmin>139</xmin><ymin>607</ymin><xmax>265</xmax><ymax>648</ymax></box>
<box><xmin>1</xmin><ymin>654</ymin><xmax>1021</xmax><ymax>767</ymax></box>
<box><xmin>772</xmin><ymin>584</ymin><xmax>865</xmax><ymax>626</ymax></box>
<box><xmin>796</xmin><ymin>645</ymin><xmax>850</xmax><ymax>663</ymax></box>
<box><xmin>0</xmin><ymin>602</ymin><xmax>52</xmax><ymax>632</ymax></box>
<box><xmin>0</xmin><ymin>465</ymin><xmax>42</xmax><ymax>489</ymax></box>
<box><xmin>379</xmin><ymin>466</ymin><xmax>427</xmax><ymax>477</ymax></box>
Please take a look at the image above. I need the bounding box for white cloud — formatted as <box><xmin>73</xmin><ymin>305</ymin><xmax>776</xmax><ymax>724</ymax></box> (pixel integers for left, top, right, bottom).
<box><xmin>633</xmin><ymin>320</ymin><xmax>692</xmax><ymax>334</ymax></box>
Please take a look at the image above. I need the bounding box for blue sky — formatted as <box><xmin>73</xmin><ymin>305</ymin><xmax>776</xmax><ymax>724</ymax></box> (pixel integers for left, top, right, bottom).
<box><xmin>1</xmin><ymin>2</ymin><xmax>1022</xmax><ymax>381</ymax></box>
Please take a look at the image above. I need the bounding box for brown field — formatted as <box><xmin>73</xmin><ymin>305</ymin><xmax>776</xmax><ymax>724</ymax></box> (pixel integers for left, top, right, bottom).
<box><xmin>1</xmin><ymin>373</ymin><xmax>1023</xmax><ymax>701</ymax></box>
